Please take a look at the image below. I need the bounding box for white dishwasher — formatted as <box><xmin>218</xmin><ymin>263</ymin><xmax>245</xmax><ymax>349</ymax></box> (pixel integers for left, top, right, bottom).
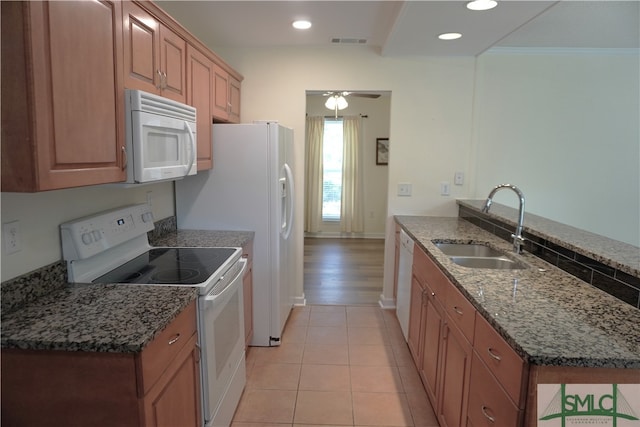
<box><xmin>396</xmin><ymin>229</ymin><xmax>414</xmax><ymax>341</ymax></box>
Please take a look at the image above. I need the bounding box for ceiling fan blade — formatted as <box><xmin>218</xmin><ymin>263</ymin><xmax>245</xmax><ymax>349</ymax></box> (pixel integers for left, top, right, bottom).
<box><xmin>350</xmin><ymin>93</ymin><xmax>381</xmax><ymax>99</ymax></box>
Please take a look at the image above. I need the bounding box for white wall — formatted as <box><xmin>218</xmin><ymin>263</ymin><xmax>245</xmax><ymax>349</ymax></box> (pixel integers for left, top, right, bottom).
<box><xmin>472</xmin><ymin>51</ymin><xmax>640</xmax><ymax>246</ymax></box>
<box><xmin>216</xmin><ymin>46</ymin><xmax>477</xmax><ymax>305</ymax></box>
<box><xmin>305</xmin><ymin>94</ymin><xmax>391</xmax><ymax>237</ymax></box>
<box><xmin>1</xmin><ymin>182</ymin><xmax>175</xmax><ymax>281</ymax></box>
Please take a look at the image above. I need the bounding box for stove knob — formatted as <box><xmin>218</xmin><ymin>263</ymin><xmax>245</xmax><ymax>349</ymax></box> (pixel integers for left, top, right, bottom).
<box><xmin>142</xmin><ymin>212</ymin><xmax>154</xmax><ymax>223</ymax></box>
<box><xmin>81</xmin><ymin>232</ymin><xmax>93</xmax><ymax>245</ymax></box>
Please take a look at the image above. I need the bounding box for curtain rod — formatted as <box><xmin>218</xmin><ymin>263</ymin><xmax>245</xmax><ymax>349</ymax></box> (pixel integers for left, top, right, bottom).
<box><xmin>322</xmin><ymin>114</ymin><xmax>368</xmax><ymax>119</ymax></box>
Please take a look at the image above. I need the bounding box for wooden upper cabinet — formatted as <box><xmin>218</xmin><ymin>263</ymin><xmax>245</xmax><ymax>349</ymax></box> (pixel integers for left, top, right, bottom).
<box><xmin>1</xmin><ymin>0</ymin><xmax>126</xmax><ymax>191</ymax></box>
<box><xmin>123</xmin><ymin>2</ymin><xmax>186</xmax><ymax>103</ymax></box>
<box><xmin>187</xmin><ymin>45</ymin><xmax>214</xmax><ymax>170</ymax></box>
<box><xmin>228</xmin><ymin>75</ymin><xmax>241</xmax><ymax>123</ymax></box>
<box><xmin>212</xmin><ymin>63</ymin><xmax>241</xmax><ymax>123</ymax></box>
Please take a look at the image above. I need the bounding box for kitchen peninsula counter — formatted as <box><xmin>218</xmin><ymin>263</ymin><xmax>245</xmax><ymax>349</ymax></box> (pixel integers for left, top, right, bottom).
<box><xmin>1</xmin><ymin>229</ymin><xmax>254</xmax><ymax>354</ymax></box>
<box><xmin>395</xmin><ymin>215</ymin><xmax>640</xmax><ymax>369</ymax></box>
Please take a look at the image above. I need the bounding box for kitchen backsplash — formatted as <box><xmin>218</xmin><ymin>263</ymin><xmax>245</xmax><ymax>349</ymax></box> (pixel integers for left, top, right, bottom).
<box><xmin>459</xmin><ymin>205</ymin><xmax>640</xmax><ymax>309</ymax></box>
<box><xmin>1</xmin><ymin>216</ymin><xmax>179</xmax><ymax>315</ymax></box>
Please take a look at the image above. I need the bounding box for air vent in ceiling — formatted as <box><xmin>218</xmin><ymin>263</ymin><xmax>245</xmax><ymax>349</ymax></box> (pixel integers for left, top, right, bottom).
<box><xmin>331</xmin><ymin>37</ymin><xmax>368</xmax><ymax>44</ymax></box>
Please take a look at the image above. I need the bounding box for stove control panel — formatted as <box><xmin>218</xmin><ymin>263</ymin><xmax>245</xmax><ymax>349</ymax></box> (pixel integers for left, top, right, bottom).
<box><xmin>60</xmin><ymin>203</ymin><xmax>154</xmax><ymax>260</ymax></box>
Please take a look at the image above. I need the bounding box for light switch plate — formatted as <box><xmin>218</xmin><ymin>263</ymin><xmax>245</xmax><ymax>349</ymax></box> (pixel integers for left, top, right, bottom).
<box><xmin>398</xmin><ymin>183</ymin><xmax>412</xmax><ymax>196</ymax></box>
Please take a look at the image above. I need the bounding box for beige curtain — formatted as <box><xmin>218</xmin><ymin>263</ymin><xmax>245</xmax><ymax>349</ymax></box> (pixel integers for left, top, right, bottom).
<box><xmin>341</xmin><ymin>116</ymin><xmax>364</xmax><ymax>233</ymax></box>
<box><xmin>304</xmin><ymin>116</ymin><xmax>324</xmax><ymax>232</ymax></box>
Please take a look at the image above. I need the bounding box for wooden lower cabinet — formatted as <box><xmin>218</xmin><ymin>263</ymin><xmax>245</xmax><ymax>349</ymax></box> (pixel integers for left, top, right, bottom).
<box><xmin>438</xmin><ymin>317</ymin><xmax>473</xmax><ymax>427</ymax></box>
<box><xmin>400</xmin><ymin>227</ymin><xmax>640</xmax><ymax>427</ymax></box>
<box><xmin>419</xmin><ymin>290</ymin><xmax>444</xmax><ymax>405</ymax></box>
<box><xmin>1</xmin><ymin>301</ymin><xmax>201</xmax><ymax>427</ymax></box>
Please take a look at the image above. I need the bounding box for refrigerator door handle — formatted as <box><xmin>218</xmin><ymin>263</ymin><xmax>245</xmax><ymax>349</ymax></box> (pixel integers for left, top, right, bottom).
<box><xmin>281</xmin><ymin>163</ymin><xmax>295</xmax><ymax>239</ymax></box>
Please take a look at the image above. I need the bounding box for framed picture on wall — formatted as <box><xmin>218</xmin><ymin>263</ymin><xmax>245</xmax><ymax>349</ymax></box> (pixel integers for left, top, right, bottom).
<box><xmin>376</xmin><ymin>138</ymin><xmax>389</xmax><ymax>165</ymax></box>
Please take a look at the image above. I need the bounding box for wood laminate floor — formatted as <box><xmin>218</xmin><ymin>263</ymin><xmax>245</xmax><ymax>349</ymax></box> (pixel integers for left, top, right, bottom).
<box><xmin>303</xmin><ymin>237</ymin><xmax>385</xmax><ymax>306</ymax></box>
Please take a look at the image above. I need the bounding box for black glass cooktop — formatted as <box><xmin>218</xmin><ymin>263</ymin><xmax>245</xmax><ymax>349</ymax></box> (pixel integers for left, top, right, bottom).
<box><xmin>92</xmin><ymin>247</ymin><xmax>238</xmax><ymax>285</ymax></box>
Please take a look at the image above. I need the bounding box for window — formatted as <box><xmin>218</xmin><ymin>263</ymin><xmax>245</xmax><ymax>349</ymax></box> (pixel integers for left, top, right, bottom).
<box><xmin>322</xmin><ymin>119</ymin><xmax>343</xmax><ymax>221</ymax></box>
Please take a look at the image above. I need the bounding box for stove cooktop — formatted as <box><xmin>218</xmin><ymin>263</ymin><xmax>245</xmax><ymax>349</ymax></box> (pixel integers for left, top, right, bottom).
<box><xmin>92</xmin><ymin>247</ymin><xmax>238</xmax><ymax>285</ymax></box>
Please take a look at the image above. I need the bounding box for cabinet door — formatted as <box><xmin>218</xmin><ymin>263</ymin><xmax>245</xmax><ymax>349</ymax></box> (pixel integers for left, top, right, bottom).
<box><xmin>212</xmin><ymin>63</ymin><xmax>230</xmax><ymax>120</ymax></box>
<box><xmin>159</xmin><ymin>25</ymin><xmax>186</xmax><ymax>103</ymax></box>
<box><xmin>143</xmin><ymin>333</ymin><xmax>201</xmax><ymax>427</ymax></box>
<box><xmin>420</xmin><ymin>292</ymin><xmax>443</xmax><ymax>405</ymax></box>
<box><xmin>228</xmin><ymin>75</ymin><xmax>241</xmax><ymax>123</ymax></box>
<box><xmin>2</xmin><ymin>0</ymin><xmax>126</xmax><ymax>191</ymax></box>
<box><xmin>407</xmin><ymin>275</ymin><xmax>425</xmax><ymax>366</ymax></box>
<box><xmin>123</xmin><ymin>2</ymin><xmax>160</xmax><ymax>94</ymax></box>
<box><xmin>187</xmin><ymin>45</ymin><xmax>214</xmax><ymax>170</ymax></box>
<box><xmin>438</xmin><ymin>318</ymin><xmax>472</xmax><ymax>427</ymax></box>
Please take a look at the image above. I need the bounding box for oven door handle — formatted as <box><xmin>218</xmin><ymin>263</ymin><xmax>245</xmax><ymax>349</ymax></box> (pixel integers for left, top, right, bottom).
<box><xmin>204</xmin><ymin>258</ymin><xmax>247</xmax><ymax>301</ymax></box>
<box><xmin>184</xmin><ymin>120</ymin><xmax>196</xmax><ymax>174</ymax></box>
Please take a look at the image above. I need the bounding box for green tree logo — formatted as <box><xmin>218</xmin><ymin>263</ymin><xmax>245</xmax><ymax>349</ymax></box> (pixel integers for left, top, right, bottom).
<box><xmin>539</xmin><ymin>384</ymin><xmax>639</xmax><ymax>426</ymax></box>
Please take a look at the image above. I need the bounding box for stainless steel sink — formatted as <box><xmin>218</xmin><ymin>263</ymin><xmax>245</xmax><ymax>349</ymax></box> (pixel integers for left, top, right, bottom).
<box><xmin>434</xmin><ymin>242</ymin><xmax>527</xmax><ymax>270</ymax></box>
<box><xmin>435</xmin><ymin>243</ymin><xmax>504</xmax><ymax>258</ymax></box>
<box><xmin>449</xmin><ymin>256</ymin><xmax>527</xmax><ymax>270</ymax></box>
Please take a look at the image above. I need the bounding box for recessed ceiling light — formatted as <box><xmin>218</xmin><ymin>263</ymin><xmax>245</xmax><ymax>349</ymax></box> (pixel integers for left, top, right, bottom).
<box><xmin>466</xmin><ymin>0</ymin><xmax>497</xmax><ymax>11</ymax></box>
<box><xmin>292</xmin><ymin>20</ymin><xmax>312</xmax><ymax>30</ymax></box>
<box><xmin>438</xmin><ymin>32</ymin><xmax>462</xmax><ymax>41</ymax></box>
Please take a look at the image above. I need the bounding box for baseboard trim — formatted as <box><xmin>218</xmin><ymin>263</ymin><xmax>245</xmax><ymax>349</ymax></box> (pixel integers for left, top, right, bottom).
<box><xmin>293</xmin><ymin>294</ymin><xmax>307</xmax><ymax>306</ymax></box>
<box><xmin>378</xmin><ymin>294</ymin><xmax>396</xmax><ymax>309</ymax></box>
<box><xmin>304</xmin><ymin>232</ymin><xmax>385</xmax><ymax>239</ymax></box>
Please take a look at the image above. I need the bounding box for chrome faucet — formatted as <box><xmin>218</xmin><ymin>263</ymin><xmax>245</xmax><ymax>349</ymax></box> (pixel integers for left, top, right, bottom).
<box><xmin>481</xmin><ymin>184</ymin><xmax>526</xmax><ymax>253</ymax></box>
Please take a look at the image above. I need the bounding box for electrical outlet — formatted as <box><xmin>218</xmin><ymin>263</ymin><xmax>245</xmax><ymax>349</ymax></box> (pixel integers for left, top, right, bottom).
<box><xmin>3</xmin><ymin>220</ymin><xmax>22</xmax><ymax>254</ymax></box>
<box><xmin>440</xmin><ymin>181</ymin><xmax>450</xmax><ymax>196</ymax></box>
<box><xmin>398</xmin><ymin>183</ymin><xmax>412</xmax><ymax>197</ymax></box>
<box><xmin>454</xmin><ymin>172</ymin><xmax>464</xmax><ymax>185</ymax></box>
<box><xmin>146</xmin><ymin>191</ymin><xmax>153</xmax><ymax>207</ymax></box>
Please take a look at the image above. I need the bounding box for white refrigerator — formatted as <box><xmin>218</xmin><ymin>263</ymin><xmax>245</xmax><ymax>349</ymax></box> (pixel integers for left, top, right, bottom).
<box><xmin>175</xmin><ymin>122</ymin><xmax>295</xmax><ymax>346</ymax></box>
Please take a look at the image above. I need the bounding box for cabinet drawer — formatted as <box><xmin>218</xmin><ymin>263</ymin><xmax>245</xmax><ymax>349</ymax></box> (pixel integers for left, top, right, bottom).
<box><xmin>445</xmin><ymin>283</ymin><xmax>476</xmax><ymax>342</ymax></box>
<box><xmin>473</xmin><ymin>313</ymin><xmax>526</xmax><ymax>406</ymax></box>
<box><xmin>138</xmin><ymin>301</ymin><xmax>197</xmax><ymax>395</ymax></box>
<box><xmin>467</xmin><ymin>353</ymin><xmax>522</xmax><ymax>427</ymax></box>
<box><xmin>412</xmin><ymin>245</ymin><xmax>447</xmax><ymax>300</ymax></box>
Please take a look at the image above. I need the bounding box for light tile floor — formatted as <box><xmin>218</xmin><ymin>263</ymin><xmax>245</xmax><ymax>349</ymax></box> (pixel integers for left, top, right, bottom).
<box><xmin>232</xmin><ymin>305</ymin><xmax>440</xmax><ymax>427</ymax></box>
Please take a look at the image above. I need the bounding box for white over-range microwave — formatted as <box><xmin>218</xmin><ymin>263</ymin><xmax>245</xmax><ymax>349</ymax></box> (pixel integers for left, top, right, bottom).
<box><xmin>123</xmin><ymin>89</ymin><xmax>197</xmax><ymax>184</ymax></box>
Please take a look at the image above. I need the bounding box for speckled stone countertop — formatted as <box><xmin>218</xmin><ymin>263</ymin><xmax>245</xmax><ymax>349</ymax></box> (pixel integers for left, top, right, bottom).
<box><xmin>1</xmin><ymin>229</ymin><xmax>254</xmax><ymax>353</ymax></box>
<box><xmin>151</xmin><ymin>229</ymin><xmax>254</xmax><ymax>248</ymax></box>
<box><xmin>395</xmin><ymin>215</ymin><xmax>640</xmax><ymax>369</ymax></box>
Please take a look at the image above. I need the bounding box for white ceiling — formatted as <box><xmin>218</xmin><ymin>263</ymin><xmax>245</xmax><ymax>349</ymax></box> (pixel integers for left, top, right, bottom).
<box><xmin>157</xmin><ymin>0</ymin><xmax>639</xmax><ymax>57</ymax></box>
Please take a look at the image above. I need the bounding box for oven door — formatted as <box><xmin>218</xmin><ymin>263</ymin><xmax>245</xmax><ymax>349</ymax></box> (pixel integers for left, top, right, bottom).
<box><xmin>131</xmin><ymin>111</ymin><xmax>197</xmax><ymax>182</ymax></box>
<box><xmin>199</xmin><ymin>258</ymin><xmax>247</xmax><ymax>427</ymax></box>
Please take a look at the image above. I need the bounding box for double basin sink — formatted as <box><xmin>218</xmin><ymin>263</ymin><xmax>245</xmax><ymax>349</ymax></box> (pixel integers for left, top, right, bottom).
<box><xmin>435</xmin><ymin>242</ymin><xmax>527</xmax><ymax>270</ymax></box>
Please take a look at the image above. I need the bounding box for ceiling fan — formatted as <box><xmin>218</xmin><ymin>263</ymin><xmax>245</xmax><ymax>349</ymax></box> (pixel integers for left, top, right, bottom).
<box><xmin>322</xmin><ymin>91</ymin><xmax>381</xmax><ymax>117</ymax></box>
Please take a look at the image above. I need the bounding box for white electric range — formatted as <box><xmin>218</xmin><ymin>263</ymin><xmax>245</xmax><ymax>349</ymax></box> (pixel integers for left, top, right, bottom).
<box><xmin>60</xmin><ymin>203</ymin><xmax>246</xmax><ymax>427</ymax></box>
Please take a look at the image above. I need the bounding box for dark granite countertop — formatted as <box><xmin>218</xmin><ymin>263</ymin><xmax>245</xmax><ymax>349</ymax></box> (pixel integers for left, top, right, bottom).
<box><xmin>395</xmin><ymin>215</ymin><xmax>640</xmax><ymax>369</ymax></box>
<box><xmin>1</xmin><ymin>229</ymin><xmax>254</xmax><ymax>354</ymax></box>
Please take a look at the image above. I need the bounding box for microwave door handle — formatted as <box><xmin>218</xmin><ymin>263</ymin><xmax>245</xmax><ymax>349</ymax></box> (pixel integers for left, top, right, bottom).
<box><xmin>184</xmin><ymin>121</ymin><xmax>196</xmax><ymax>173</ymax></box>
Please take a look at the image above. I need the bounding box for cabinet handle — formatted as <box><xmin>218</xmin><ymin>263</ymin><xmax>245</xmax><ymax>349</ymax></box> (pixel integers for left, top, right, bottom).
<box><xmin>156</xmin><ymin>69</ymin><xmax>163</xmax><ymax>89</ymax></box>
<box><xmin>487</xmin><ymin>347</ymin><xmax>502</xmax><ymax>361</ymax></box>
<box><xmin>162</xmin><ymin>71</ymin><xmax>167</xmax><ymax>89</ymax></box>
<box><xmin>453</xmin><ymin>306</ymin><xmax>463</xmax><ymax>315</ymax></box>
<box><xmin>481</xmin><ymin>406</ymin><xmax>496</xmax><ymax>423</ymax></box>
<box><xmin>121</xmin><ymin>146</ymin><xmax>127</xmax><ymax>170</ymax></box>
<box><xmin>168</xmin><ymin>333</ymin><xmax>181</xmax><ymax>345</ymax></box>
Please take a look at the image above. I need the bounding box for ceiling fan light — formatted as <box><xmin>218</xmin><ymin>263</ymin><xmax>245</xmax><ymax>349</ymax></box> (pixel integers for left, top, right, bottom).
<box><xmin>325</xmin><ymin>96</ymin><xmax>337</xmax><ymax>109</ymax></box>
<box><xmin>466</xmin><ymin>0</ymin><xmax>497</xmax><ymax>11</ymax></box>
<box><xmin>336</xmin><ymin>96</ymin><xmax>348</xmax><ymax>110</ymax></box>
